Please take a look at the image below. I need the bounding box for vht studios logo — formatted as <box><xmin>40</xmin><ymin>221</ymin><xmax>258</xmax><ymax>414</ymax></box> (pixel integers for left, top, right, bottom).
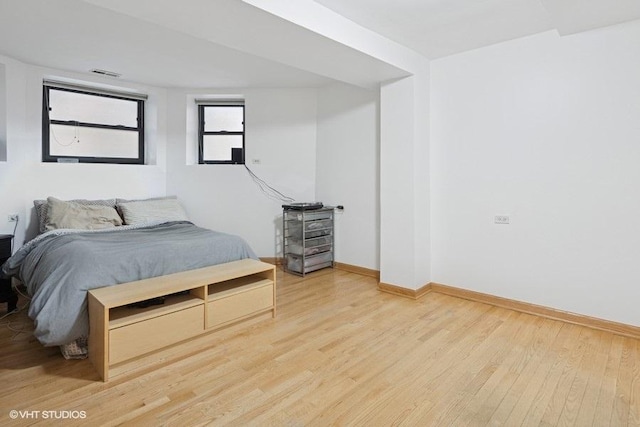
<box><xmin>9</xmin><ymin>410</ymin><xmax>87</xmax><ymax>420</ymax></box>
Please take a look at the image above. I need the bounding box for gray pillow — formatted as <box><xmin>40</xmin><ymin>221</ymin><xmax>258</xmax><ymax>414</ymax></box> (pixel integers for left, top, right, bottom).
<box><xmin>117</xmin><ymin>198</ymin><xmax>188</xmax><ymax>225</ymax></box>
<box><xmin>115</xmin><ymin>195</ymin><xmax>176</xmax><ymax>205</ymax></box>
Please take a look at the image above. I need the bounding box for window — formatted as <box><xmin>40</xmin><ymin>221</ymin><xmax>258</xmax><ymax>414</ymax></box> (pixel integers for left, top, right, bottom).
<box><xmin>198</xmin><ymin>103</ymin><xmax>245</xmax><ymax>164</ymax></box>
<box><xmin>42</xmin><ymin>82</ymin><xmax>145</xmax><ymax>164</ymax></box>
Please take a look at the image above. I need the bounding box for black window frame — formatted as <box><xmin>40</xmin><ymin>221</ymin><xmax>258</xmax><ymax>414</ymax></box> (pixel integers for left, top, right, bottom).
<box><xmin>198</xmin><ymin>103</ymin><xmax>245</xmax><ymax>165</ymax></box>
<box><xmin>42</xmin><ymin>85</ymin><xmax>145</xmax><ymax>164</ymax></box>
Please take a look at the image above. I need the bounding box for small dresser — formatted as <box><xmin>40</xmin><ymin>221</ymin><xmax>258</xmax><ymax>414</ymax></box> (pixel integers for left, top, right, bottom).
<box><xmin>0</xmin><ymin>234</ymin><xmax>17</xmax><ymax>312</ymax></box>
<box><xmin>282</xmin><ymin>206</ymin><xmax>334</xmax><ymax>276</ymax></box>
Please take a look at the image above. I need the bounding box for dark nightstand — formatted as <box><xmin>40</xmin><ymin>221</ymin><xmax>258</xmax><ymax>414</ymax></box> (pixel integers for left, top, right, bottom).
<box><xmin>0</xmin><ymin>234</ymin><xmax>17</xmax><ymax>313</ymax></box>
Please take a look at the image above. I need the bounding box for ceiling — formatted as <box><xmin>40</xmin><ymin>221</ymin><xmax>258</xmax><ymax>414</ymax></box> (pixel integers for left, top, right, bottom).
<box><xmin>79</xmin><ymin>0</ymin><xmax>410</xmax><ymax>88</ymax></box>
<box><xmin>315</xmin><ymin>0</ymin><xmax>640</xmax><ymax>59</ymax></box>
<box><xmin>0</xmin><ymin>0</ymin><xmax>337</xmax><ymax>88</ymax></box>
<box><xmin>1</xmin><ymin>0</ymin><xmax>639</xmax><ymax>89</ymax></box>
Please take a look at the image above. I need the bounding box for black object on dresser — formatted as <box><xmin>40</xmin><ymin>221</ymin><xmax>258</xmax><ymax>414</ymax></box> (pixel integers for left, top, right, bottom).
<box><xmin>0</xmin><ymin>234</ymin><xmax>18</xmax><ymax>313</ymax></box>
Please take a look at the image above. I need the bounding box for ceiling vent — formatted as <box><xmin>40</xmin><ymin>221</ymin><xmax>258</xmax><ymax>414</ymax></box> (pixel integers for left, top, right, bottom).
<box><xmin>90</xmin><ymin>69</ymin><xmax>121</xmax><ymax>78</ymax></box>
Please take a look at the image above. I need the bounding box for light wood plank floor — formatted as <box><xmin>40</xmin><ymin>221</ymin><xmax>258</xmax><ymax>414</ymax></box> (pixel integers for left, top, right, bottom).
<box><xmin>1</xmin><ymin>268</ymin><xmax>639</xmax><ymax>426</ymax></box>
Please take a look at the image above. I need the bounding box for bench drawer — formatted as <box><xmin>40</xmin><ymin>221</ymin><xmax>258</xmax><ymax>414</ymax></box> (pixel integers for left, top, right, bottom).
<box><xmin>109</xmin><ymin>305</ymin><xmax>204</xmax><ymax>365</ymax></box>
<box><xmin>208</xmin><ymin>284</ymin><xmax>273</xmax><ymax>328</ymax></box>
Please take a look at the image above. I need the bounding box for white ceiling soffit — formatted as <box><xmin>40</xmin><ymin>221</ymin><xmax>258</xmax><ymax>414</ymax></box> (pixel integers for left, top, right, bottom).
<box><xmin>80</xmin><ymin>0</ymin><xmax>410</xmax><ymax>88</ymax></box>
<box><xmin>539</xmin><ymin>0</ymin><xmax>640</xmax><ymax>36</ymax></box>
<box><xmin>314</xmin><ymin>0</ymin><xmax>640</xmax><ymax>59</ymax></box>
<box><xmin>314</xmin><ymin>0</ymin><xmax>555</xmax><ymax>59</ymax></box>
<box><xmin>0</xmin><ymin>0</ymin><xmax>334</xmax><ymax>88</ymax></box>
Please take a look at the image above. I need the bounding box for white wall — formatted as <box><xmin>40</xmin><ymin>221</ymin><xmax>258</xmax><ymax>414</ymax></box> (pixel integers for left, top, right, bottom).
<box><xmin>0</xmin><ymin>55</ymin><xmax>167</xmax><ymax>247</ymax></box>
<box><xmin>380</xmin><ymin>70</ymin><xmax>431</xmax><ymax>290</ymax></box>
<box><xmin>316</xmin><ymin>82</ymin><xmax>379</xmax><ymax>270</ymax></box>
<box><xmin>0</xmin><ymin>62</ymin><xmax>6</xmax><ymax>162</ymax></box>
<box><xmin>166</xmin><ymin>88</ymin><xmax>318</xmax><ymax>257</ymax></box>
<box><xmin>431</xmin><ymin>21</ymin><xmax>640</xmax><ymax>326</ymax></box>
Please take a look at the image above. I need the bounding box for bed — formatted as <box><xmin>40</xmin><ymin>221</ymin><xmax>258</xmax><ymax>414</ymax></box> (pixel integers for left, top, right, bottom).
<box><xmin>1</xmin><ymin>196</ymin><xmax>257</xmax><ymax>357</ymax></box>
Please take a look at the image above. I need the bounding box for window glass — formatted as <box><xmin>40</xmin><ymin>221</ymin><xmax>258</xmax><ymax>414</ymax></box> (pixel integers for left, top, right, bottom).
<box><xmin>48</xmin><ymin>90</ymin><xmax>138</xmax><ymax>127</ymax></box>
<box><xmin>202</xmin><ymin>135</ymin><xmax>243</xmax><ymax>162</ymax></box>
<box><xmin>49</xmin><ymin>125</ymin><xmax>139</xmax><ymax>158</ymax></box>
<box><xmin>203</xmin><ymin>106</ymin><xmax>243</xmax><ymax>132</ymax></box>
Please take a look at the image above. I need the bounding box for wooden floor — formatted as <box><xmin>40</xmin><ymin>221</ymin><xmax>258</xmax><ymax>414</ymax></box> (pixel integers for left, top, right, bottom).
<box><xmin>1</xmin><ymin>268</ymin><xmax>639</xmax><ymax>426</ymax></box>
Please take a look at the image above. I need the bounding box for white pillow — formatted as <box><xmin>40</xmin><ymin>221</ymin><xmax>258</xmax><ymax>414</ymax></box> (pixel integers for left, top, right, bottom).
<box><xmin>117</xmin><ymin>198</ymin><xmax>189</xmax><ymax>225</ymax></box>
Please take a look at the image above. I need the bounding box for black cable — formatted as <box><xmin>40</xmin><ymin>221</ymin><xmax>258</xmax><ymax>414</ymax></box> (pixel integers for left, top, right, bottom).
<box><xmin>247</xmin><ymin>166</ymin><xmax>295</xmax><ymax>202</ymax></box>
<box><xmin>247</xmin><ymin>169</ymin><xmax>292</xmax><ymax>203</ymax></box>
<box><xmin>244</xmin><ymin>164</ymin><xmax>295</xmax><ymax>203</ymax></box>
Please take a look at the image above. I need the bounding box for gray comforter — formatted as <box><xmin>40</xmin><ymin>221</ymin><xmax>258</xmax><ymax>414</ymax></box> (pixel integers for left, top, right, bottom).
<box><xmin>2</xmin><ymin>221</ymin><xmax>257</xmax><ymax>346</ymax></box>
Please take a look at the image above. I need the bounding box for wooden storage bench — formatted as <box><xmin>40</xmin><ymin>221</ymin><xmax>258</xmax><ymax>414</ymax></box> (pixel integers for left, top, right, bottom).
<box><xmin>88</xmin><ymin>259</ymin><xmax>276</xmax><ymax>381</ymax></box>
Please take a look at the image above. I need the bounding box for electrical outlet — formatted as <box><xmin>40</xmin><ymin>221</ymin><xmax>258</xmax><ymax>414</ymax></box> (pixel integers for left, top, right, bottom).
<box><xmin>8</xmin><ymin>214</ymin><xmax>18</xmax><ymax>222</ymax></box>
<box><xmin>494</xmin><ymin>215</ymin><xmax>510</xmax><ymax>225</ymax></box>
<box><xmin>251</xmin><ymin>159</ymin><xmax>261</xmax><ymax>165</ymax></box>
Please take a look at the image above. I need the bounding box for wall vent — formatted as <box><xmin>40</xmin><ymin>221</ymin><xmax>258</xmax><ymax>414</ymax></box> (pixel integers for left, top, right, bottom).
<box><xmin>90</xmin><ymin>69</ymin><xmax>121</xmax><ymax>78</ymax></box>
